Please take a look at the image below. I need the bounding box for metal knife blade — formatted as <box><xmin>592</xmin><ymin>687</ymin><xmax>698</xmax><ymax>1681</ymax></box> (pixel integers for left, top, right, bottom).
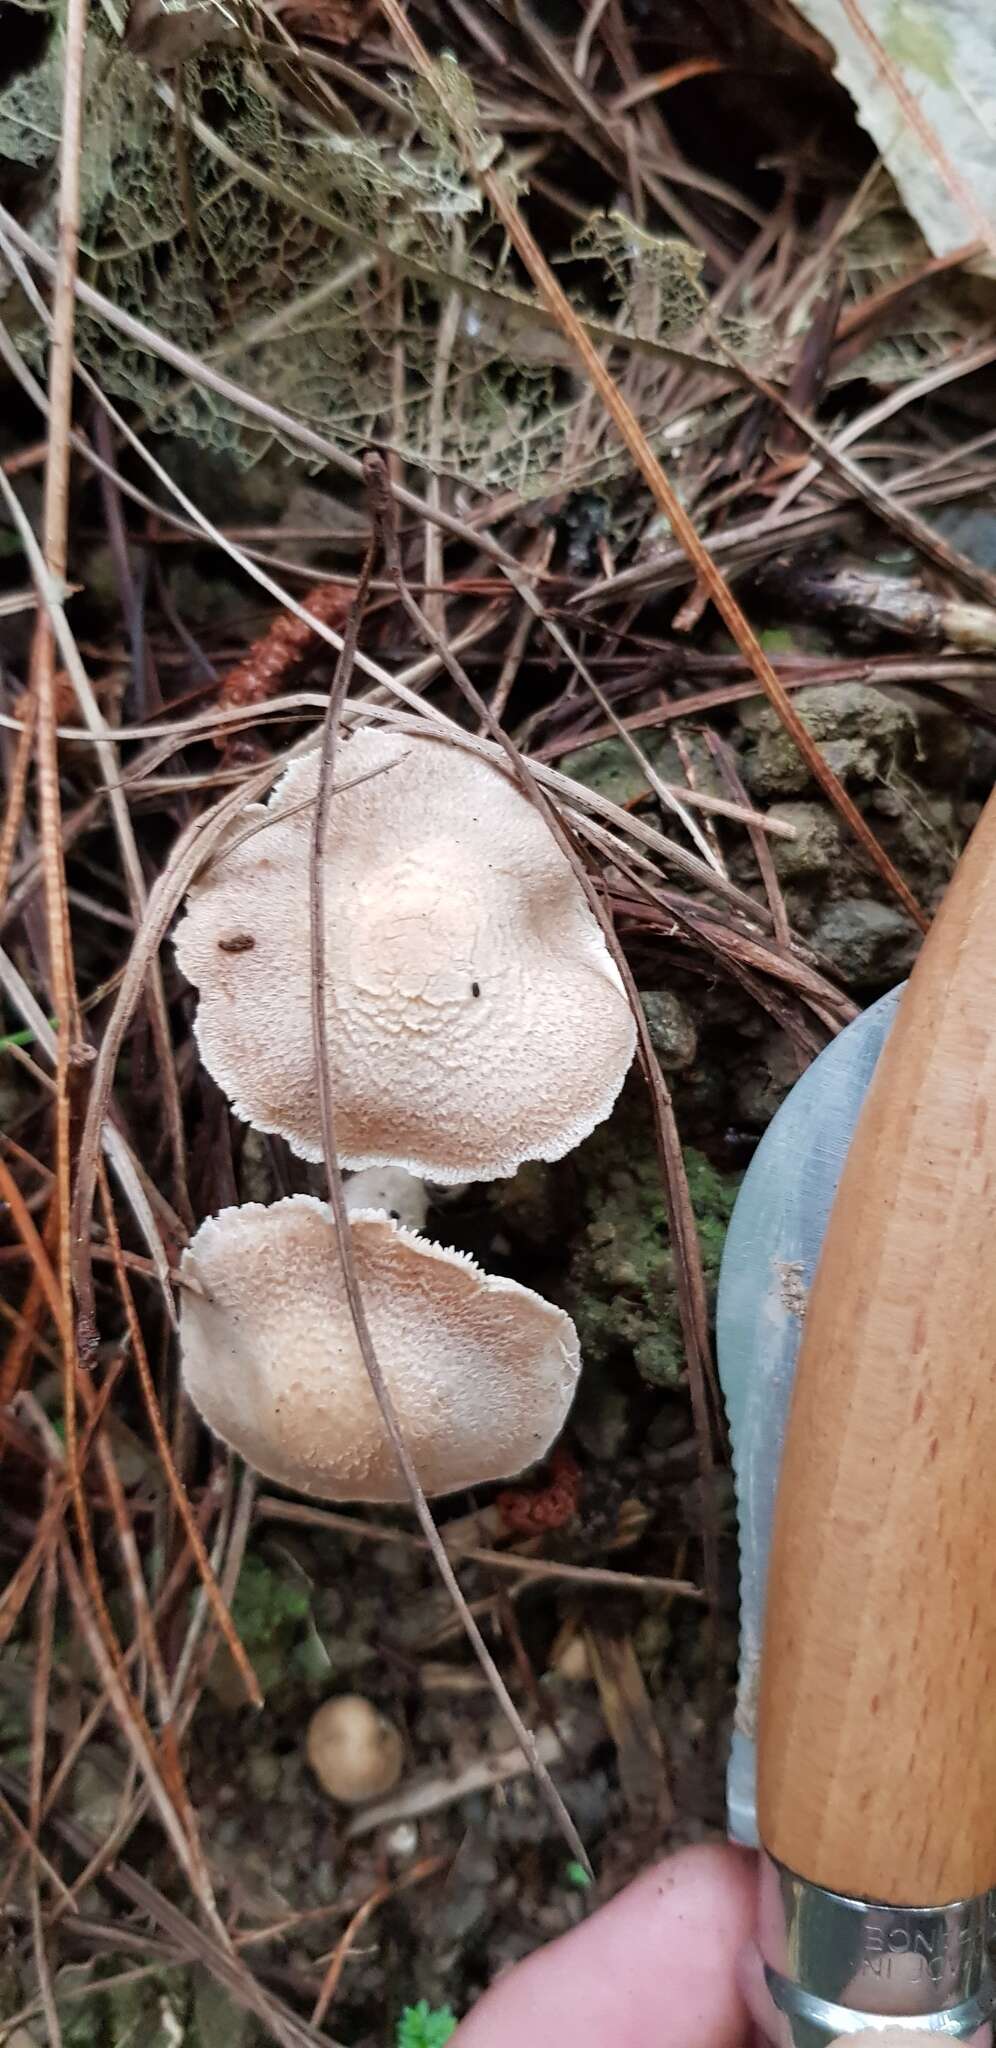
<box><xmin>716</xmin><ymin>984</ymin><xmax>903</xmax><ymax>1847</ymax></box>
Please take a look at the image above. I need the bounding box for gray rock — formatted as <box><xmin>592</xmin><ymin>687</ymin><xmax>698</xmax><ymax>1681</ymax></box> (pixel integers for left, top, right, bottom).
<box><xmin>239</xmin><ymin>1127</ymin><xmax>281</xmax><ymax>1207</ymax></box>
<box><xmin>768</xmin><ymin>801</ymin><xmax>841</xmax><ymax>878</ymax></box>
<box><xmin>744</xmin><ymin>685</ymin><xmax>916</xmax><ymax>797</ymax></box>
<box><xmin>811</xmin><ymin>897</ymin><xmax>919</xmax><ymax>986</ymax></box>
<box><xmin>929</xmin><ymin>499</ymin><xmax>996</xmax><ymax>573</ymax></box>
<box><xmin>572</xmin><ymin>1365</ymin><xmax>631</xmax><ymax>1461</ymax></box>
<box><xmin>733</xmin><ymin>1031</ymin><xmax>804</xmax><ymax>1128</ymax></box>
<box><xmin>69</xmin><ymin>1754</ymin><xmax>122</xmax><ymax>1838</ymax></box>
<box><xmin>640</xmin><ymin>989</ymin><xmax>698</xmax><ymax>1069</ymax></box>
<box><xmin>439</xmin><ymin>1884</ymin><xmax>490</xmax><ymax>1941</ymax></box>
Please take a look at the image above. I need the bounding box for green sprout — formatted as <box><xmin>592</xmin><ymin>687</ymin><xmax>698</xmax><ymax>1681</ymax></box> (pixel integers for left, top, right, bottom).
<box><xmin>396</xmin><ymin>2000</ymin><xmax>458</xmax><ymax>2048</ymax></box>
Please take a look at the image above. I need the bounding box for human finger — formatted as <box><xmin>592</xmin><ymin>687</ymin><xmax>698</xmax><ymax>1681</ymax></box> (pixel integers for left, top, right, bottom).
<box><xmin>452</xmin><ymin>1842</ymin><xmax>755</xmax><ymax>2048</ymax></box>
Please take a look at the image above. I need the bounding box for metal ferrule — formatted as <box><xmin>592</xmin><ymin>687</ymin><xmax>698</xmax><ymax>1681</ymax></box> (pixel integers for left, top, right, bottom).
<box><xmin>747</xmin><ymin>1854</ymin><xmax>996</xmax><ymax>2044</ymax></box>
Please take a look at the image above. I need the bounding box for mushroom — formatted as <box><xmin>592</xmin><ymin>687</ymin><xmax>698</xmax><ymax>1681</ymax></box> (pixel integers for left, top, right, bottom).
<box><xmin>179</xmin><ymin>1195</ymin><xmax>580</xmax><ymax>1501</ymax></box>
<box><xmin>306</xmin><ymin>1695</ymin><xmax>403</xmax><ymax>1805</ymax></box>
<box><xmin>173</xmin><ymin>729</ymin><xmax>636</xmax><ymax>1182</ymax></box>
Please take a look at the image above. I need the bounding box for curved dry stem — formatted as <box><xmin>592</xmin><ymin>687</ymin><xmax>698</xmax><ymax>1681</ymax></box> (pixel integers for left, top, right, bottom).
<box><xmin>362</xmin><ymin>454</ymin><xmax>721</xmax><ymax>1651</ymax></box>
<box><xmin>95</xmin><ymin>1165</ymin><xmax>263</xmax><ymax>1709</ymax></box>
<box><xmin>72</xmin><ymin>757</ymin><xmax>282</xmax><ymax>1344</ymax></box>
<box><xmin>303</xmin><ymin>492</ymin><xmax>591</xmax><ymax>1869</ymax></box>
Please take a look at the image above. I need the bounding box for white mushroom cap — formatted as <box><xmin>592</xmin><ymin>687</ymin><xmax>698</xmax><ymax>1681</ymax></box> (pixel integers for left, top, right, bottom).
<box><xmin>173</xmin><ymin>729</ymin><xmax>636</xmax><ymax>1182</ymax></box>
<box><xmin>179</xmin><ymin>1195</ymin><xmax>580</xmax><ymax>1502</ymax></box>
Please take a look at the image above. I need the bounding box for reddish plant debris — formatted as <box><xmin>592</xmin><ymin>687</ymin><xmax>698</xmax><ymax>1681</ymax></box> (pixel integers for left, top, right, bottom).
<box><xmin>214</xmin><ymin>581</ymin><xmax>352</xmax><ymax>748</ymax></box>
<box><xmin>496</xmin><ymin>1445</ymin><xmax>582</xmax><ymax>1536</ymax></box>
<box><xmin>13</xmin><ymin>672</ymin><xmax>83</xmax><ymax>724</ymax></box>
<box><xmin>270</xmin><ymin>0</ymin><xmax>378</xmax><ymax>40</ymax></box>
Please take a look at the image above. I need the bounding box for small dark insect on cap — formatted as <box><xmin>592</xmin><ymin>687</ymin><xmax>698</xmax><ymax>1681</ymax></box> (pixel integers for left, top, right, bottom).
<box><xmin>218</xmin><ymin>933</ymin><xmax>256</xmax><ymax>953</ymax></box>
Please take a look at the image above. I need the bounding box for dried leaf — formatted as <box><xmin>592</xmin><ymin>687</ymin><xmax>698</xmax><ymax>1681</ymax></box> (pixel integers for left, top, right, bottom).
<box><xmin>124</xmin><ymin>0</ymin><xmax>240</xmax><ymax>67</ymax></box>
<box><xmin>269</xmin><ymin>0</ymin><xmax>376</xmax><ymax>42</ymax></box>
<box><xmin>790</xmin><ymin>0</ymin><xmax>996</xmax><ymax>264</ymax></box>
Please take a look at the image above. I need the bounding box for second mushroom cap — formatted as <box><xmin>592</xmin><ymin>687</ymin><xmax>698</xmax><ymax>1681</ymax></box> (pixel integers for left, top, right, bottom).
<box><xmin>179</xmin><ymin>1196</ymin><xmax>581</xmax><ymax>1502</ymax></box>
<box><xmin>173</xmin><ymin>728</ymin><xmax>636</xmax><ymax>1181</ymax></box>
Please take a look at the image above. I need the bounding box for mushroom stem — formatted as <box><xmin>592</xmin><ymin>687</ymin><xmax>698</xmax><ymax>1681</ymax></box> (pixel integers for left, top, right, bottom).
<box><xmin>343</xmin><ymin>1167</ymin><xmax>428</xmax><ymax>1231</ymax></box>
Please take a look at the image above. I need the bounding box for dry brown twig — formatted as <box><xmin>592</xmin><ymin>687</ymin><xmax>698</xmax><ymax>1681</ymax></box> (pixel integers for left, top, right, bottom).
<box><xmin>28</xmin><ymin>1521</ymin><xmax>62</xmax><ymax>2048</ymax></box>
<box><xmin>31</xmin><ymin>0</ymin><xmax>87</xmax><ymax>1600</ymax></box>
<box><xmin>310</xmin><ymin>1855</ymin><xmax>449</xmax><ymax>2027</ymax></box>
<box><xmin>256</xmin><ymin>1494</ymin><xmax>706</xmax><ymax>1599</ymax></box>
<box><xmin>0</xmin><ymin>34</ymin><xmax>245</xmax><ymax>1941</ymax></box>
<box><xmin>303</xmin><ymin>455</ymin><xmax>591</xmax><ymax>1871</ymax></box>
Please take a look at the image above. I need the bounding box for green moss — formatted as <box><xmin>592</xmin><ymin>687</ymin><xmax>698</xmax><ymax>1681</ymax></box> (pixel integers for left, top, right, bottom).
<box><xmin>211</xmin><ymin>1553</ymin><xmax>313</xmax><ymax>1700</ymax></box>
<box><xmin>57</xmin><ymin>1964</ymin><xmax>193</xmax><ymax>2048</ymax></box>
<box><xmin>561</xmin><ymin>730</ymin><xmax>722</xmax><ymax>813</ymax></box>
<box><xmin>561</xmin><ymin>736</ymin><xmax>665</xmax><ymax>809</ymax></box>
<box><xmin>566</xmin><ymin>1109</ymin><xmax>739</xmax><ymax>1389</ymax></box>
<box><xmin>231</xmin><ymin>1555</ymin><xmax>311</xmax><ymax>1642</ymax></box>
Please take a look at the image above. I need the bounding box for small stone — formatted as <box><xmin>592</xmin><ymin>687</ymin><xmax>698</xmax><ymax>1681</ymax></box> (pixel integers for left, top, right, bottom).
<box><xmin>767</xmin><ymin>802</ymin><xmax>841</xmax><ymax>879</ymax></box>
<box><xmin>70</xmin><ymin>1756</ymin><xmax>121</xmax><ymax>1838</ymax></box>
<box><xmin>239</xmin><ymin>1127</ymin><xmax>281</xmax><ymax>1207</ymax></box>
<box><xmin>640</xmin><ymin>990</ymin><xmax>698</xmax><ymax>1069</ymax></box>
<box><xmin>372</xmin><ymin>1540</ymin><xmax>424</xmax><ymax>1583</ymax></box>
<box><xmin>733</xmin><ymin>1031</ymin><xmax>803</xmax><ymax>1128</ymax></box>
<box><xmin>454</xmin><ymin>1834</ymin><xmax>500</xmax><ymax>1886</ymax></box>
<box><xmin>811</xmin><ymin>897</ymin><xmax>919</xmax><ymax>987</ymax></box>
<box><xmin>744</xmin><ymin>685</ymin><xmax>915</xmax><ymax>797</ymax></box>
<box><xmin>385</xmin><ymin>1820</ymin><xmax>420</xmax><ymax>1860</ymax></box>
<box><xmin>312</xmin><ymin>1860</ymin><xmax>338</xmax><ymax>1901</ymax></box>
<box><xmin>247</xmin><ymin>1749</ymin><xmax>281</xmax><ymax>1802</ymax></box>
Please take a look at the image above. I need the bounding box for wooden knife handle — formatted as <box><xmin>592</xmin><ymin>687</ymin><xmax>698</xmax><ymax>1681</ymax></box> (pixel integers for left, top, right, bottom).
<box><xmin>758</xmin><ymin>789</ymin><xmax>996</xmax><ymax>1905</ymax></box>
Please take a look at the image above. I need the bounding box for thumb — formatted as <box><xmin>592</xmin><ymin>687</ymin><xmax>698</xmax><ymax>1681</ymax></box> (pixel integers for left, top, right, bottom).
<box><xmin>452</xmin><ymin>1843</ymin><xmax>754</xmax><ymax>2048</ymax></box>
